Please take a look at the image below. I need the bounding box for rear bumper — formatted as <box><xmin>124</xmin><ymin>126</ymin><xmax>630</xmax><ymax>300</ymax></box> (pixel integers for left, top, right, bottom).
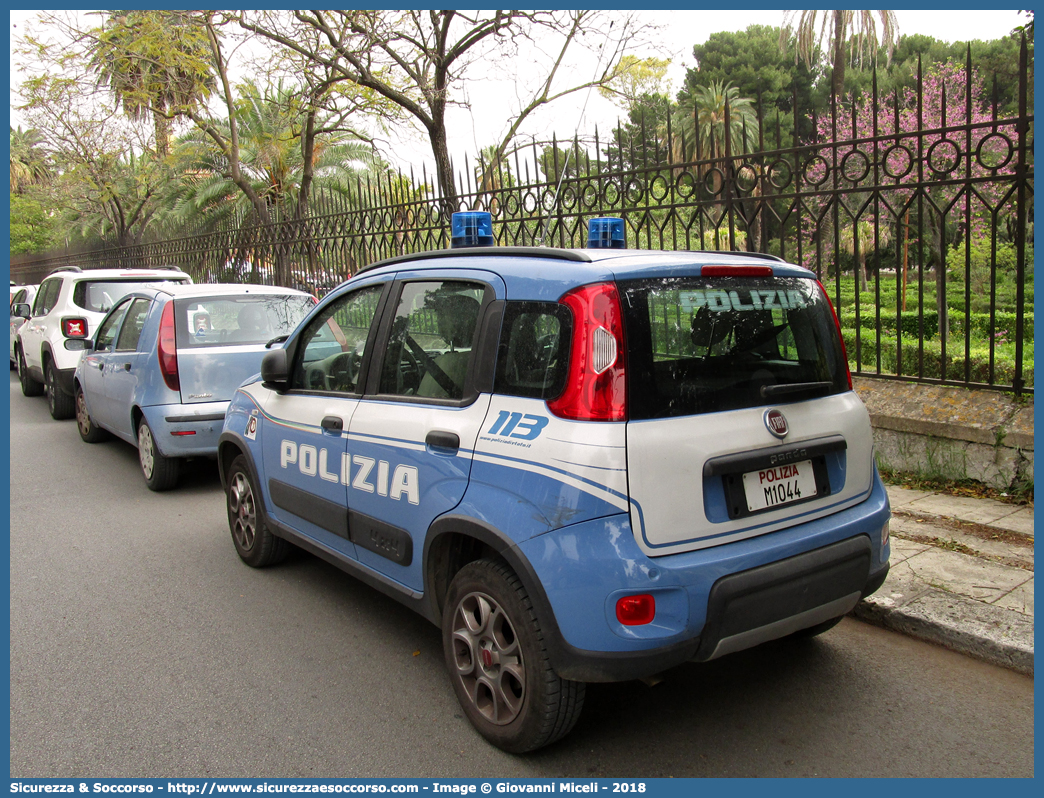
<box><xmin>140</xmin><ymin>401</ymin><xmax>228</xmax><ymax>458</ymax></box>
<box><xmin>516</xmin><ymin>469</ymin><xmax>891</xmax><ymax>682</ymax></box>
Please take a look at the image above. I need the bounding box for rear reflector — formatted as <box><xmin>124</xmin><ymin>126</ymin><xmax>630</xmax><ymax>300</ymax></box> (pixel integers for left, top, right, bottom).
<box><xmin>170</xmin><ymin>430</ymin><xmax>196</xmax><ymax>436</ymax></box>
<box><xmin>62</xmin><ymin>317</ymin><xmax>88</xmax><ymax>338</ymax></box>
<box><xmin>616</xmin><ymin>594</ymin><xmax>656</xmax><ymax>626</ymax></box>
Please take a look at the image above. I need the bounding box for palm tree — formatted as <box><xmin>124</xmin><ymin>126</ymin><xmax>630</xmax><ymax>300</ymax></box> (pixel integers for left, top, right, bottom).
<box><xmin>671</xmin><ymin>81</ymin><xmax>758</xmax><ymax>165</ymax></box>
<box><xmin>165</xmin><ymin>80</ymin><xmax>377</xmax><ymax>232</ymax></box>
<box><xmin>781</xmin><ymin>10</ymin><xmax>899</xmax><ymax>98</ymax></box>
<box><xmin>10</xmin><ymin>126</ymin><xmax>51</xmax><ymax>193</ymax></box>
<box><xmin>88</xmin><ymin>10</ymin><xmax>215</xmax><ymax>158</ymax></box>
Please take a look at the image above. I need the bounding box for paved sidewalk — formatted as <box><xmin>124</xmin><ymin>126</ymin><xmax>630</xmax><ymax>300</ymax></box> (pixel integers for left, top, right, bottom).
<box><xmin>852</xmin><ymin>485</ymin><xmax>1034</xmax><ymax>675</ymax></box>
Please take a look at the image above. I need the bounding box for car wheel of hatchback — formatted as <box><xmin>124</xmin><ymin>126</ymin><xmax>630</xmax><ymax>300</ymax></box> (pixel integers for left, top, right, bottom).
<box><xmin>75</xmin><ymin>385</ymin><xmax>109</xmax><ymax>443</ymax></box>
<box><xmin>137</xmin><ymin>417</ymin><xmax>179</xmax><ymax>491</ymax></box>
<box><xmin>226</xmin><ymin>454</ymin><xmax>289</xmax><ymax>567</ymax></box>
<box><xmin>443</xmin><ymin>559</ymin><xmax>585</xmax><ymax>753</ymax></box>
<box><xmin>45</xmin><ymin>360</ymin><xmax>75</xmax><ymax>420</ymax></box>
<box><xmin>18</xmin><ymin>348</ymin><xmax>43</xmax><ymax>397</ymax></box>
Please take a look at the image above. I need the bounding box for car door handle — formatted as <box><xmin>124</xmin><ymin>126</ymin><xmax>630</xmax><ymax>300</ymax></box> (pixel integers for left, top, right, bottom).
<box><xmin>97</xmin><ymin>362</ymin><xmax>104</xmax><ymax>371</ymax></box>
<box><xmin>425</xmin><ymin>430</ymin><xmax>460</xmax><ymax>451</ymax></box>
<box><xmin>123</xmin><ymin>363</ymin><xmax>132</xmax><ymax>371</ymax></box>
<box><xmin>321</xmin><ymin>416</ymin><xmax>344</xmax><ymax>434</ymax></box>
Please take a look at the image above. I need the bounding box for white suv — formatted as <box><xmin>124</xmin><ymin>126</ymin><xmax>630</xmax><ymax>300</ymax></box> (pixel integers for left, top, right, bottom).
<box><xmin>14</xmin><ymin>266</ymin><xmax>192</xmax><ymax>419</ymax></box>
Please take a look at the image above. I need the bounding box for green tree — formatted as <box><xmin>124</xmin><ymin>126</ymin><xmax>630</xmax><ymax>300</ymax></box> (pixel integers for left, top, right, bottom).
<box><xmin>167</xmin><ymin>79</ymin><xmax>378</xmax><ymax>231</ymax></box>
<box><xmin>87</xmin><ymin>10</ymin><xmax>216</xmax><ymax>158</ymax></box>
<box><xmin>10</xmin><ymin>193</ymin><xmax>56</xmax><ymax>254</ymax></box>
<box><xmin>10</xmin><ymin>126</ymin><xmax>51</xmax><ymax>193</ymax></box>
<box><xmin>685</xmin><ymin>25</ymin><xmax>819</xmax><ymax>145</ymax></box>
<box><xmin>672</xmin><ymin>80</ymin><xmax>758</xmax><ymax>163</ymax></box>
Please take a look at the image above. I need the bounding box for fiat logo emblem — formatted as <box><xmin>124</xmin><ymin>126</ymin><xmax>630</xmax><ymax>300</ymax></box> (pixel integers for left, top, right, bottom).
<box><xmin>765</xmin><ymin>409</ymin><xmax>789</xmax><ymax>439</ymax></box>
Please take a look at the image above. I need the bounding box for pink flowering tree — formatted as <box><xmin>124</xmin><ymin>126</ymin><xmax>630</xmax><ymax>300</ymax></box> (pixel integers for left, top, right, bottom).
<box><xmin>796</xmin><ymin>60</ymin><xmax>1021</xmax><ymax>335</ymax></box>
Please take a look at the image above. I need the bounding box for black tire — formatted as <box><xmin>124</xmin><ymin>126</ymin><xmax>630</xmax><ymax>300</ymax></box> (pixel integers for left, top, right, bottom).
<box><xmin>75</xmin><ymin>384</ymin><xmax>109</xmax><ymax>443</ymax></box>
<box><xmin>443</xmin><ymin>559</ymin><xmax>585</xmax><ymax>753</ymax></box>
<box><xmin>789</xmin><ymin>614</ymin><xmax>845</xmax><ymax>639</ymax></box>
<box><xmin>18</xmin><ymin>348</ymin><xmax>43</xmax><ymax>397</ymax></box>
<box><xmin>226</xmin><ymin>454</ymin><xmax>290</xmax><ymax>567</ymax></box>
<box><xmin>45</xmin><ymin>359</ymin><xmax>75</xmax><ymax>420</ymax></box>
<box><xmin>137</xmin><ymin>417</ymin><xmax>179</xmax><ymax>491</ymax></box>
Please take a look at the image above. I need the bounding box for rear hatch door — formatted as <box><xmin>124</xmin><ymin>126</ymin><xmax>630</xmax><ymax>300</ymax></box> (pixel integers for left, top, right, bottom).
<box><xmin>174</xmin><ymin>294</ymin><xmax>315</xmax><ymax>403</ymax></box>
<box><xmin>619</xmin><ymin>272</ymin><xmax>875</xmax><ymax>557</ymax></box>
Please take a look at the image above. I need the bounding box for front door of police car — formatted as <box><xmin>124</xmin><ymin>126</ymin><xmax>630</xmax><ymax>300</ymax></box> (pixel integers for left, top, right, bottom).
<box><xmin>260</xmin><ymin>283</ymin><xmax>386</xmax><ymax>558</ymax></box>
<box><xmin>346</xmin><ymin>279</ymin><xmax>493</xmax><ymax>592</ymax></box>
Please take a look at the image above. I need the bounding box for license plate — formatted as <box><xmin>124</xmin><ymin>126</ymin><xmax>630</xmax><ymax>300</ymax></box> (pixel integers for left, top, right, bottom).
<box><xmin>742</xmin><ymin>459</ymin><xmax>817</xmax><ymax>512</ymax></box>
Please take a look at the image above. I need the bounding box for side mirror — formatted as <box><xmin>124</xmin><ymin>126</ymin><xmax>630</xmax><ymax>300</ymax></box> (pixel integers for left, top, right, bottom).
<box><xmin>261</xmin><ymin>347</ymin><xmax>289</xmax><ymax>390</ymax></box>
<box><xmin>64</xmin><ymin>338</ymin><xmax>92</xmax><ymax>352</ymax></box>
<box><xmin>12</xmin><ymin>303</ymin><xmax>30</xmax><ymax>319</ymax></box>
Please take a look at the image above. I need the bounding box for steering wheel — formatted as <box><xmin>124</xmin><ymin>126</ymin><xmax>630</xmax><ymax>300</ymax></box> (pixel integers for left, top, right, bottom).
<box><xmin>329</xmin><ymin>350</ymin><xmax>362</xmax><ymax>392</ymax></box>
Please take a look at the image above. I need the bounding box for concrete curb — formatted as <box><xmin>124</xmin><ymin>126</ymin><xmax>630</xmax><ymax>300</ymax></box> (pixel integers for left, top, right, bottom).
<box><xmin>853</xmin><ymin>589</ymin><xmax>1034</xmax><ymax>676</ymax></box>
<box><xmin>851</xmin><ymin>485</ymin><xmax>1035</xmax><ymax>675</ymax></box>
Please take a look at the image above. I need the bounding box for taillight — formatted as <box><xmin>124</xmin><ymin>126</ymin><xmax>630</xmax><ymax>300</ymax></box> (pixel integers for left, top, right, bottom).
<box><xmin>616</xmin><ymin>594</ymin><xmax>656</xmax><ymax>626</ymax></box>
<box><xmin>547</xmin><ymin>282</ymin><xmax>626</xmax><ymax>422</ymax></box>
<box><xmin>158</xmin><ymin>301</ymin><xmax>180</xmax><ymax>391</ymax></box>
<box><xmin>816</xmin><ymin>280</ymin><xmax>853</xmax><ymax>390</ymax></box>
<box><xmin>62</xmin><ymin>317</ymin><xmax>88</xmax><ymax>338</ymax></box>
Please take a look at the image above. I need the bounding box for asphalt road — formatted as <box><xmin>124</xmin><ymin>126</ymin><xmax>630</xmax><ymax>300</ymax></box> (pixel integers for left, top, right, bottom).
<box><xmin>8</xmin><ymin>372</ymin><xmax>1034</xmax><ymax>778</ymax></box>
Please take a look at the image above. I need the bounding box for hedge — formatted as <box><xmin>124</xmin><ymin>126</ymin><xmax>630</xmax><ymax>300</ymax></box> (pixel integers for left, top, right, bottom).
<box><xmin>842</xmin><ymin>329</ymin><xmax>1033</xmax><ymax>388</ymax></box>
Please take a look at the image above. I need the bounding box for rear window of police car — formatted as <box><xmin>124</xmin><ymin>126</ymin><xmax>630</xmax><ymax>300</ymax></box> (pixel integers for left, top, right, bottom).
<box><xmin>620</xmin><ymin>276</ymin><xmax>848</xmax><ymax>420</ymax></box>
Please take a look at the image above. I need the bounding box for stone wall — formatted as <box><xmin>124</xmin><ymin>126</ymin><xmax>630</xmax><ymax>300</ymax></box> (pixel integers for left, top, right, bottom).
<box><xmin>853</xmin><ymin>377</ymin><xmax>1034</xmax><ymax>491</ymax></box>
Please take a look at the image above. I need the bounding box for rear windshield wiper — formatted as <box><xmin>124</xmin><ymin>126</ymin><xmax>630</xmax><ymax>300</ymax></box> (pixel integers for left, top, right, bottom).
<box><xmin>760</xmin><ymin>381</ymin><xmax>833</xmax><ymax>398</ymax></box>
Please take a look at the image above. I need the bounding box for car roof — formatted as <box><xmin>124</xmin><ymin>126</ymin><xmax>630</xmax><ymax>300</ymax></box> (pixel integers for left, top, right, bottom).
<box><xmin>349</xmin><ymin>246</ymin><xmax>814</xmax><ymax>302</ymax></box>
<box><xmin>47</xmin><ymin>267</ymin><xmax>191</xmax><ymax>281</ymax></box>
<box><xmin>151</xmin><ymin>283</ymin><xmax>312</xmax><ymax>299</ymax></box>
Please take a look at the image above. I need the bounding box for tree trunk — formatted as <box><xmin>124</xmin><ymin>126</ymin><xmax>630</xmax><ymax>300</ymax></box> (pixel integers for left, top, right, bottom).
<box><xmin>831</xmin><ymin>11</ymin><xmax>847</xmax><ymax>99</ymax></box>
<box><xmin>429</xmin><ymin>124</ymin><xmax>458</xmax><ymax>222</ymax></box>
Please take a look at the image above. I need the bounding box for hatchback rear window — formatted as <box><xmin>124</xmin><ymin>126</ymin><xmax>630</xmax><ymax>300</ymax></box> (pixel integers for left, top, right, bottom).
<box><xmin>73</xmin><ymin>279</ymin><xmax>189</xmax><ymax>313</ymax></box>
<box><xmin>621</xmin><ymin>276</ymin><xmax>848</xmax><ymax>420</ymax></box>
<box><xmin>175</xmin><ymin>295</ymin><xmax>315</xmax><ymax>347</ymax></box>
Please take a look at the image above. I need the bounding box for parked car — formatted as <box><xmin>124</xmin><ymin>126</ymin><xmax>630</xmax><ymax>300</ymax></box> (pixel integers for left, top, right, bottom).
<box><xmin>68</xmin><ymin>284</ymin><xmax>316</xmax><ymax>491</ymax></box>
<box><xmin>9</xmin><ymin>283</ymin><xmax>38</xmax><ymax>369</ymax></box>
<box><xmin>217</xmin><ymin>213</ymin><xmax>891</xmax><ymax>752</ymax></box>
<box><xmin>13</xmin><ymin>266</ymin><xmax>192</xmax><ymax>419</ymax></box>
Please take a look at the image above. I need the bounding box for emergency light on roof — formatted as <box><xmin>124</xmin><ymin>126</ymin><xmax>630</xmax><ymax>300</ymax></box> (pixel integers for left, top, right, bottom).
<box><xmin>587</xmin><ymin>217</ymin><xmax>626</xmax><ymax>249</ymax></box>
<box><xmin>450</xmin><ymin>211</ymin><xmax>494</xmax><ymax>248</ymax></box>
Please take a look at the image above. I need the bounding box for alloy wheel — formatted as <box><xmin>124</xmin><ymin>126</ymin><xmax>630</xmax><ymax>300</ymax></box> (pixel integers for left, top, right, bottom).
<box><xmin>450</xmin><ymin>590</ymin><xmax>526</xmax><ymax>725</ymax></box>
<box><xmin>228</xmin><ymin>472</ymin><xmax>257</xmax><ymax>552</ymax></box>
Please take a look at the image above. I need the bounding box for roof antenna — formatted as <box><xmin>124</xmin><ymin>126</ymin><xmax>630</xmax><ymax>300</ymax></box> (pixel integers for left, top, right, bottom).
<box><xmin>536</xmin><ymin>18</ymin><xmax>618</xmax><ymax>247</ymax></box>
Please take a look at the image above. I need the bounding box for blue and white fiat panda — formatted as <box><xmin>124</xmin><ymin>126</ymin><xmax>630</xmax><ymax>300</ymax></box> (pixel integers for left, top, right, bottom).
<box><xmin>218</xmin><ymin>213</ymin><xmax>890</xmax><ymax>752</ymax></box>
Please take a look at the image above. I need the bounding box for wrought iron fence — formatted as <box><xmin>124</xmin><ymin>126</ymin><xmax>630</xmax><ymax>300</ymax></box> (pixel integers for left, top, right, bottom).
<box><xmin>11</xmin><ymin>42</ymin><xmax>1033</xmax><ymax>394</ymax></box>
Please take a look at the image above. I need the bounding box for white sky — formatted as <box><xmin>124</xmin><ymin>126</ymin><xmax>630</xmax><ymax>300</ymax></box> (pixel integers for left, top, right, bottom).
<box><xmin>9</xmin><ymin>9</ymin><xmax>1029</xmax><ymax>178</ymax></box>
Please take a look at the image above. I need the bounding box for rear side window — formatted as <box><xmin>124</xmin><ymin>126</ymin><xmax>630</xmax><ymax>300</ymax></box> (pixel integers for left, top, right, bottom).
<box><xmin>74</xmin><ymin>279</ymin><xmax>188</xmax><ymax>313</ymax></box>
<box><xmin>494</xmin><ymin>302</ymin><xmax>571</xmax><ymax>400</ymax></box>
<box><xmin>175</xmin><ymin>294</ymin><xmax>315</xmax><ymax>348</ymax></box>
<box><xmin>33</xmin><ymin>279</ymin><xmax>61</xmax><ymax>316</ymax></box>
<box><xmin>621</xmin><ymin>276</ymin><xmax>848</xmax><ymax>420</ymax></box>
<box><xmin>115</xmin><ymin>299</ymin><xmax>152</xmax><ymax>351</ymax></box>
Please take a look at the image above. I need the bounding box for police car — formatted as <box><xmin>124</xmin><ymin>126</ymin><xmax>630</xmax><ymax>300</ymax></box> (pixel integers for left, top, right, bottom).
<box><xmin>218</xmin><ymin>213</ymin><xmax>891</xmax><ymax>752</ymax></box>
